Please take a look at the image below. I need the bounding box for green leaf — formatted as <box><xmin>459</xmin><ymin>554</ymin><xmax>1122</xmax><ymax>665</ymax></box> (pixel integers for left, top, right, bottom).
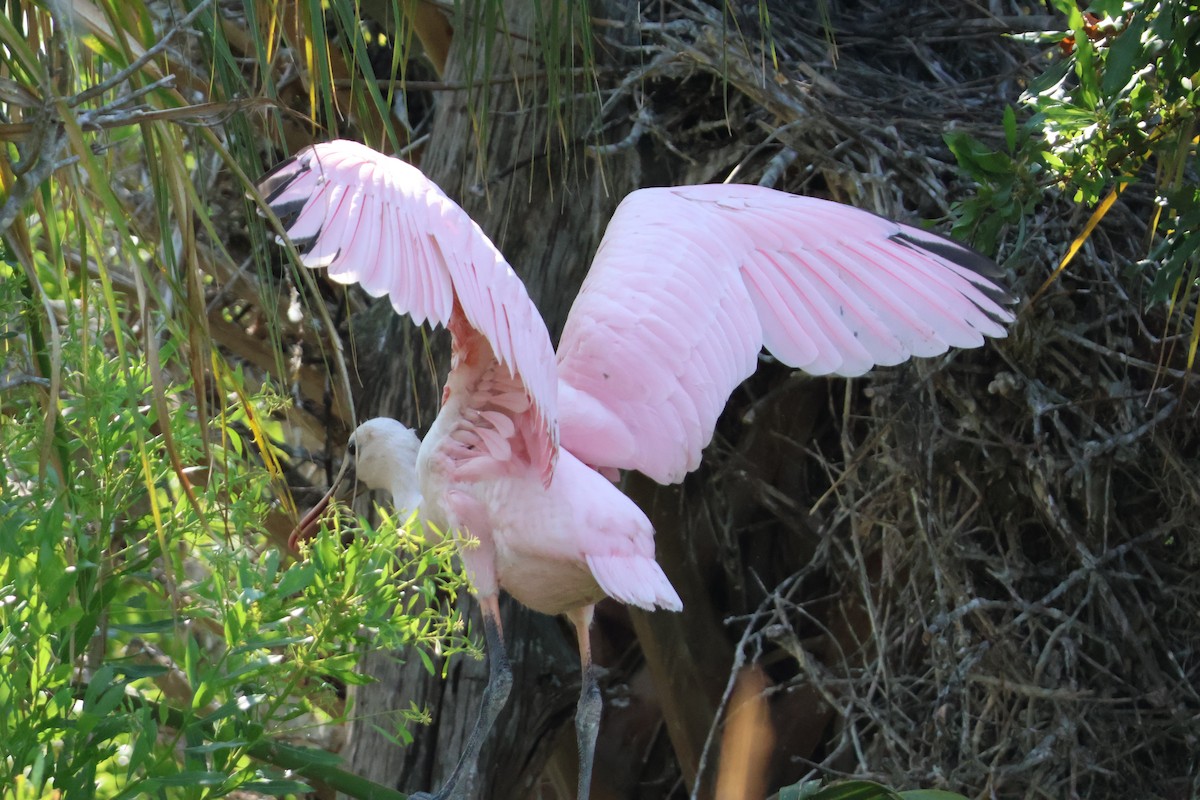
<box><xmin>1063</xmin><ymin>4</ymin><xmax>1100</xmax><ymax>106</ymax></box>
<box><xmin>319</xmin><ymin>653</ymin><xmax>373</xmax><ymax>685</ymax></box>
<box><xmin>193</xmin><ymin>680</ymin><xmax>215</xmax><ymax>712</ymax></box>
<box><xmin>820</xmin><ymin>781</ymin><xmax>901</xmax><ymax>800</ymax></box>
<box><xmin>1101</xmin><ymin>11</ymin><xmax>1148</xmax><ymax>97</ymax></box>
<box><xmin>183</xmin><ymin>739</ymin><xmax>250</xmax><ymax>755</ymax></box>
<box><xmin>776</xmin><ymin>779</ymin><xmax>901</xmax><ymax>800</ymax></box>
<box><xmin>230</xmin><ymin>635</ymin><xmax>314</xmax><ymax>656</ymax></box>
<box><xmin>240</xmin><ymin>779</ymin><xmax>315</xmax><ymax>794</ymax></box>
<box><xmin>110</xmin><ymin>618</ymin><xmax>178</xmax><ymax>634</ymax></box>
<box><xmin>1026</xmin><ymin>58</ymin><xmax>1072</xmax><ymax>98</ymax></box>
<box><xmin>256</xmin><ymin>740</ymin><xmax>346</xmax><ymax>767</ymax></box>
<box><xmin>276</xmin><ymin>561</ymin><xmax>316</xmax><ymax>597</ymax></box>
<box><xmin>111</xmin><ymin>662</ymin><xmax>170</xmax><ymax>680</ymax></box>
<box><xmin>776</xmin><ymin>779</ymin><xmax>825</xmax><ymax>800</ymax></box>
<box><xmin>84</xmin><ymin>681</ymin><xmax>129</xmax><ymax>723</ymax></box>
<box><xmin>200</xmin><ymin>693</ymin><xmax>267</xmax><ymax>724</ymax></box>
<box><xmin>417</xmin><ymin>646</ymin><xmax>435</xmax><ymax>676</ymax></box>
<box><xmin>83</xmin><ymin>664</ymin><xmax>118</xmax><ymax>706</ymax></box>
<box><xmin>153</xmin><ymin>770</ymin><xmax>228</xmax><ymax>786</ymax></box>
<box><xmin>123</xmin><ymin>704</ymin><xmax>157</xmax><ymax>780</ymax></box>
<box><xmin>944</xmin><ymin>131</ymin><xmax>1013</xmax><ymax>177</ymax></box>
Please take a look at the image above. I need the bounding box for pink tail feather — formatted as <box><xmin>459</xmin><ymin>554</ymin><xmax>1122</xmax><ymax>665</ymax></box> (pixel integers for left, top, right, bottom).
<box><xmin>586</xmin><ymin>555</ymin><xmax>683</xmax><ymax>612</ymax></box>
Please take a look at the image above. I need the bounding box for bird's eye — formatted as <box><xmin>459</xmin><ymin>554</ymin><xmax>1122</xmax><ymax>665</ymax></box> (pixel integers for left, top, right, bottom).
<box><xmin>346</xmin><ymin>439</ymin><xmax>357</xmax><ymax>457</ymax></box>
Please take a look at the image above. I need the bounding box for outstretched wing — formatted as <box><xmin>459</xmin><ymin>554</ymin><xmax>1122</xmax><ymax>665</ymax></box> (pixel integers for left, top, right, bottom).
<box><xmin>556</xmin><ymin>183</ymin><xmax>1014</xmax><ymax>484</ymax></box>
<box><xmin>258</xmin><ymin>140</ymin><xmax>558</xmax><ymax>480</ymax></box>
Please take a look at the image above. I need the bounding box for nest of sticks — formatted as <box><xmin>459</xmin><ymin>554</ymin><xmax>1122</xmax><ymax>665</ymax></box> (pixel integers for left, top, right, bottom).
<box><xmin>621</xmin><ymin>2</ymin><xmax>1200</xmax><ymax>797</ymax></box>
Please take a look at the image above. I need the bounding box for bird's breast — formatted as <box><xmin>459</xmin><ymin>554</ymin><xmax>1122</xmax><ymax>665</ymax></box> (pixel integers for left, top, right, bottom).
<box><xmin>493</xmin><ymin>546</ymin><xmax>605</xmax><ymax>615</ymax></box>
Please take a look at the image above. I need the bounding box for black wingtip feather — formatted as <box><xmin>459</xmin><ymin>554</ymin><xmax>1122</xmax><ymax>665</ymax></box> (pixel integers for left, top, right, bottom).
<box><xmin>270</xmin><ymin>198</ymin><xmax>308</xmax><ymax>230</ymax></box>
<box><xmin>891</xmin><ymin>230</ymin><xmax>1017</xmax><ymax>307</ymax></box>
<box><xmin>256</xmin><ymin>154</ymin><xmax>312</xmax><ymax>205</ymax></box>
<box><xmin>289</xmin><ymin>233</ymin><xmax>320</xmax><ymax>255</ymax></box>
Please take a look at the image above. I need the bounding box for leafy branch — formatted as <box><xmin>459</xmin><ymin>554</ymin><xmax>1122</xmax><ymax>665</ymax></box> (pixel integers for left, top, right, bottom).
<box><xmin>947</xmin><ymin>0</ymin><xmax>1199</xmax><ymax>366</ymax></box>
<box><xmin>64</xmin><ymin>680</ymin><xmax>409</xmax><ymax>800</ymax></box>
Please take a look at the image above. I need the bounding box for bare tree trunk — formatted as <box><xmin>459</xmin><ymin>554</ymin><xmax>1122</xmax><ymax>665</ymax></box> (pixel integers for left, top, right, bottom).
<box><xmin>341</xmin><ymin>3</ymin><xmax>678</xmax><ymax>797</ymax></box>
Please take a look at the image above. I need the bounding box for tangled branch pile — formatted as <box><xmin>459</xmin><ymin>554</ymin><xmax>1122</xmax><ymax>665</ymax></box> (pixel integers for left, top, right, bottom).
<box><xmin>622</xmin><ymin>2</ymin><xmax>1200</xmax><ymax>797</ymax></box>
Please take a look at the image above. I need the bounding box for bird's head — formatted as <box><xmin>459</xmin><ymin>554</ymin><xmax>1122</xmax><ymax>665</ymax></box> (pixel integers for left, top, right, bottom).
<box><xmin>345</xmin><ymin>418</ymin><xmax>423</xmax><ymax>514</ymax></box>
<box><xmin>288</xmin><ymin>417</ymin><xmax>423</xmax><ymax>551</ymax></box>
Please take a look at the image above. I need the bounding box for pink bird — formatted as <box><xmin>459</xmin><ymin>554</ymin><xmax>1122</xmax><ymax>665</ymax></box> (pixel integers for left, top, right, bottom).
<box><xmin>259</xmin><ymin>139</ymin><xmax>1013</xmax><ymax>800</ymax></box>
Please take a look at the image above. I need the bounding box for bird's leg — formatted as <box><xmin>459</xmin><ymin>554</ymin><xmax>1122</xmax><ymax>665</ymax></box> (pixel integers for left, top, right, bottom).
<box><xmin>412</xmin><ymin>594</ymin><xmax>512</xmax><ymax>800</ymax></box>
<box><xmin>568</xmin><ymin>606</ymin><xmax>601</xmax><ymax>800</ymax></box>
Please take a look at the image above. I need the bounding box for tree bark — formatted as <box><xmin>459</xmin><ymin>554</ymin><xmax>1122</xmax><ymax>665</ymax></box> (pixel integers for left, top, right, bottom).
<box><xmin>342</xmin><ymin>3</ymin><xmax>676</xmax><ymax>797</ymax></box>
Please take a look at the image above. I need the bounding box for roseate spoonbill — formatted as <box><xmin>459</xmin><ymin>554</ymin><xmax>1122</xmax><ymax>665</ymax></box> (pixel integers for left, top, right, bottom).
<box><xmin>259</xmin><ymin>139</ymin><xmax>1014</xmax><ymax>800</ymax></box>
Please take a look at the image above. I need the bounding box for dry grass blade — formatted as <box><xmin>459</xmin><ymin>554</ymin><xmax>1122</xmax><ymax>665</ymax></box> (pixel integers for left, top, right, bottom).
<box><xmin>1031</xmin><ymin>183</ymin><xmax>1126</xmax><ymax>304</ymax></box>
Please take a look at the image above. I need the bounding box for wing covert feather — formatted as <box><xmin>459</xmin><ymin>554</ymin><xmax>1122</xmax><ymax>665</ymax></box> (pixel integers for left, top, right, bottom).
<box><xmin>257</xmin><ymin>140</ymin><xmax>559</xmax><ymax>474</ymax></box>
<box><xmin>557</xmin><ymin>184</ymin><xmax>1014</xmax><ymax>484</ymax></box>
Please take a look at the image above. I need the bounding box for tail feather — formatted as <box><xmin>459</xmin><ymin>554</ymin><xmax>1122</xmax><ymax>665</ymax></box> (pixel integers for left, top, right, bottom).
<box><xmin>586</xmin><ymin>554</ymin><xmax>683</xmax><ymax>612</ymax></box>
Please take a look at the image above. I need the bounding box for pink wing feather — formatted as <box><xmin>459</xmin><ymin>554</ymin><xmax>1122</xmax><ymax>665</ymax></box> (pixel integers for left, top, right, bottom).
<box><xmin>556</xmin><ymin>184</ymin><xmax>1014</xmax><ymax>484</ymax></box>
<box><xmin>258</xmin><ymin>140</ymin><xmax>558</xmax><ymax>478</ymax></box>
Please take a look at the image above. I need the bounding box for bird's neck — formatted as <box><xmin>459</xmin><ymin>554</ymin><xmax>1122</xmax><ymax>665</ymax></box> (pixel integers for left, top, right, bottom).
<box><xmin>389</xmin><ymin>481</ymin><xmax>422</xmax><ymax>520</ymax></box>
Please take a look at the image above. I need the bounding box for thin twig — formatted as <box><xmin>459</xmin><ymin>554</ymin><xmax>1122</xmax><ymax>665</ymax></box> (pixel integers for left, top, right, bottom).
<box><xmin>67</xmin><ymin>0</ymin><xmax>214</xmax><ymax>108</ymax></box>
